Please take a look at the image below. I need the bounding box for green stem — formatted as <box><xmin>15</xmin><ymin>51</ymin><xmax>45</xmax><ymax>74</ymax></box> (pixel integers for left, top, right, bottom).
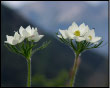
<box><xmin>27</xmin><ymin>59</ymin><xmax>31</xmax><ymax>87</ymax></box>
<box><xmin>70</xmin><ymin>53</ymin><xmax>80</xmax><ymax>87</ymax></box>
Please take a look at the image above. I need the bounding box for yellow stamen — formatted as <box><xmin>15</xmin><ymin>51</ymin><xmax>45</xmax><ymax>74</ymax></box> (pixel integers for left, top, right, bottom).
<box><xmin>74</xmin><ymin>30</ymin><xmax>80</xmax><ymax>36</ymax></box>
<box><xmin>88</xmin><ymin>35</ymin><xmax>92</xmax><ymax>40</ymax></box>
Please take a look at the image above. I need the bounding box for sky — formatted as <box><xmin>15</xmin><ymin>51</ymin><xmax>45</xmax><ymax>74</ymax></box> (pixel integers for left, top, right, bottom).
<box><xmin>2</xmin><ymin>1</ymin><xmax>106</xmax><ymax>9</ymax></box>
<box><xmin>1</xmin><ymin>1</ymin><xmax>108</xmax><ymax>57</ymax></box>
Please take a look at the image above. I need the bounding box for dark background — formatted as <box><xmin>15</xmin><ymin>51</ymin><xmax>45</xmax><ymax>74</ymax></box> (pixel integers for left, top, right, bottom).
<box><xmin>1</xmin><ymin>3</ymin><xmax>108</xmax><ymax>87</ymax></box>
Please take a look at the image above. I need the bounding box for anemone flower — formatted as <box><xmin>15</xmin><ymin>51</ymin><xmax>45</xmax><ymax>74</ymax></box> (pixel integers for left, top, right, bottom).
<box><xmin>57</xmin><ymin>22</ymin><xmax>103</xmax><ymax>87</ymax></box>
<box><xmin>4</xmin><ymin>26</ymin><xmax>51</xmax><ymax>87</ymax></box>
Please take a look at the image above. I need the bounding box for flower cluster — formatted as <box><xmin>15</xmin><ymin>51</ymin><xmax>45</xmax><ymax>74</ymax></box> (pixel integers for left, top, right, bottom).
<box><xmin>4</xmin><ymin>26</ymin><xmax>50</xmax><ymax>59</ymax></box>
<box><xmin>5</xmin><ymin>26</ymin><xmax>44</xmax><ymax>45</ymax></box>
<box><xmin>57</xmin><ymin>22</ymin><xmax>101</xmax><ymax>44</ymax></box>
<box><xmin>57</xmin><ymin>22</ymin><xmax>103</xmax><ymax>54</ymax></box>
<box><xmin>4</xmin><ymin>26</ymin><xmax>51</xmax><ymax>87</ymax></box>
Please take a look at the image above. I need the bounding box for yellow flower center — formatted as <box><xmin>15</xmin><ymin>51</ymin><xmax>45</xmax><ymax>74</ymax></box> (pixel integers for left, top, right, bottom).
<box><xmin>88</xmin><ymin>35</ymin><xmax>92</xmax><ymax>40</ymax></box>
<box><xmin>74</xmin><ymin>30</ymin><xmax>80</xmax><ymax>36</ymax></box>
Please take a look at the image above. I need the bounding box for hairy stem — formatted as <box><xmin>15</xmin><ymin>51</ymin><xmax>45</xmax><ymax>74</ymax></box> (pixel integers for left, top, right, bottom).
<box><xmin>70</xmin><ymin>53</ymin><xmax>80</xmax><ymax>87</ymax></box>
<box><xmin>27</xmin><ymin>59</ymin><xmax>31</xmax><ymax>87</ymax></box>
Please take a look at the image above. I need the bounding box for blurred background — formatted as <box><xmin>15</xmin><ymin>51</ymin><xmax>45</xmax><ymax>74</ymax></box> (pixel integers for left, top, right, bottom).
<box><xmin>1</xmin><ymin>1</ymin><xmax>108</xmax><ymax>87</ymax></box>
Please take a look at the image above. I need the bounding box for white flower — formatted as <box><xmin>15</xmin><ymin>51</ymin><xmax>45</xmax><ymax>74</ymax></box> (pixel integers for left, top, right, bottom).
<box><xmin>19</xmin><ymin>26</ymin><xmax>44</xmax><ymax>42</ymax></box>
<box><xmin>57</xmin><ymin>29</ymin><xmax>74</xmax><ymax>39</ymax></box>
<box><xmin>57</xmin><ymin>22</ymin><xmax>89</xmax><ymax>42</ymax></box>
<box><xmin>68</xmin><ymin>22</ymin><xmax>89</xmax><ymax>42</ymax></box>
<box><xmin>4</xmin><ymin>32</ymin><xmax>24</xmax><ymax>45</ymax></box>
<box><xmin>84</xmin><ymin>29</ymin><xmax>102</xmax><ymax>44</ymax></box>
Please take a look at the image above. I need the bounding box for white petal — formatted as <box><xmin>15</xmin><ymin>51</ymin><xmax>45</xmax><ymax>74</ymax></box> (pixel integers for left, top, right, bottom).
<box><xmin>85</xmin><ymin>37</ymin><xmax>91</xmax><ymax>42</ymax></box>
<box><xmin>68</xmin><ymin>26</ymin><xmax>74</xmax><ymax>32</ymax></box>
<box><xmin>91</xmin><ymin>37</ymin><xmax>102</xmax><ymax>43</ymax></box>
<box><xmin>33</xmin><ymin>29</ymin><xmax>39</xmax><ymax>36</ymax></box>
<box><xmin>85</xmin><ymin>25</ymin><xmax>90</xmax><ymax>34</ymax></box>
<box><xmin>28</xmin><ymin>36</ymin><xmax>33</xmax><ymax>41</ymax></box>
<box><xmin>81</xmin><ymin>25</ymin><xmax>89</xmax><ymax>35</ymax></box>
<box><xmin>35</xmin><ymin>27</ymin><xmax>38</xmax><ymax>31</ymax></box>
<box><xmin>59</xmin><ymin>29</ymin><xmax>75</xmax><ymax>39</ymax></box>
<box><xmin>75</xmin><ymin>37</ymin><xmax>85</xmax><ymax>42</ymax></box>
<box><xmin>28</xmin><ymin>30</ymin><xmax>39</xmax><ymax>41</ymax></box>
<box><xmin>90</xmin><ymin>29</ymin><xmax>95</xmax><ymax>37</ymax></box>
<box><xmin>84</xmin><ymin>29</ymin><xmax>94</xmax><ymax>38</ymax></box>
<box><xmin>22</xmin><ymin>29</ymin><xmax>30</xmax><ymax>37</ymax></box>
<box><xmin>79</xmin><ymin>23</ymin><xmax>87</xmax><ymax>36</ymax></box>
<box><xmin>4</xmin><ymin>41</ymin><xmax>13</xmax><ymax>45</ymax></box>
<box><xmin>4</xmin><ymin>41</ymin><xmax>9</xmax><ymax>44</ymax></box>
<box><xmin>33</xmin><ymin>35</ymin><xmax>44</xmax><ymax>42</ymax></box>
<box><xmin>71</xmin><ymin>22</ymin><xmax>79</xmax><ymax>29</ymax></box>
<box><xmin>33</xmin><ymin>37</ymin><xmax>40</xmax><ymax>42</ymax></box>
<box><xmin>31</xmin><ymin>27</ymin><xmax>35</xmax><ymax>35</ymax></box>
<box><xmin>59</xmin><ymin>29</ymin><xmax>68</xmax><ymax>39</ymax></box>
<box><xmin>79</xmin><ymin>23</ymin><xmax>86</xmax><ymax>29</ymax></box>
<box><xmin>26</xmin><ymin>25</ymin><xmax>31</xmax><ymax>34</ymax></box>
<box><xmin>19</xmin><ymin>37</ymin><xmax>25</xmax><ymax>43</ymax></box>
<box><xmin>39</xmin><ymin>35</ymin><xmax>44</xmax><ymax>40</ymax></box>
<box><xmin>12</xmin><ymin>39</ymin><xmax>18</xmax><ymax>45</ymax></box>
<box><xmin>14</xmin><ymin>32</ymin><xmax>20</xmax><ymax>40</ymax></box>
<box><xmin>68</xmin><ymin>22</ymin><xmax>78</xmax><ymax>32</ymax></box>
<box><xmin>5</xmin><ymin>35</ymin><xmax>14</xmax><ymax>45</ymax></box>
<box><xmin>19</xmin><ymin>26</ymin><xmax>24</xmax><ymax>36</ymax></box>
<box><xmin>67</xmin><ymin>31</ymin><xmax>75</xmax><ymax>39</ymax></box>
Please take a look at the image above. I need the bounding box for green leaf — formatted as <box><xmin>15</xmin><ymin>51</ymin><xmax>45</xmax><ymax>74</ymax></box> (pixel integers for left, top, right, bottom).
<box><xmin>59</xmin><ymin>34</ymin><xmax>70</xmax><ymax>45</ymax></box>
<box><xmin>4</xmin><ymin>44</ymin><xmax>15</xmax><ymax>53</ymax></box>
<box><xmin>10</xmin><ymin>45</ymin><xmax>21</xmax><ymax>54</ymax></box>
<box><xmin>32</xmin><ymin>40</ymin><xmax>51</xmax><ymax>55</ymax></box>
<box><xmin>95</xmin><ymin>41</ymin><xmax>103</xmax><ymax>48</ymax></box>
<box><xmin>59</xmin><ymin>38</ymin><xmax>65</xmax><ymax>43</ymax></box>
<box><xmin>56</xmin><ymin>32</ymin><xmax>71</xmax><ymax>46</ymax></box>
<box><xmin>21</xmin><ymin>42</ymin><xmax>25</xmax><ymax>51</ymax></box>
<box><xmin>26</xmin><ymin>44</ymin><xmax>35</xmax><ymax>57</ymax></box>
<box><xmin>97</xmin><ymin>42</ymin><xmax>107</xmax><ymax>48</ymax></box>
<box><xmin>59</xmin><ymin>38</ymin><xmax>69</xmax><ymax>45</ymax></box>
<box><xmin>20</xmin><ymin>42</ymin><xmax>27</xmax><ymax>56</ymax></box>
<box><xmin>56</xmin><ymin>32</ymin><xmax>59</xmax><ymax>35</ymax></box>
<box><xmin>85</xmin><ymin>41</ymin><xmax>103</xmax><ymax>50</ymax></box>
<box><xmin>26</xmin><ymin>38</ymin><xmax>30</xmax><ymax>49</ymax></box>
<box><xmin>70</xmin><ymin>40</ymin><xmax>76</xmax><ymax>52</ymax></box>
<box><xmin>17</xmin><ymin>43</ymin><xmax>24</xmax><ymax>54</ymax></box>
<box><xmin>85</xmin><ymin>42</ymin><xmax>90</xmax><ymax>47</ymax></box>
<box><xmin>75</xmin><ymin>41</ymin><xmax>80</xmax><ymax>50</ymax></box>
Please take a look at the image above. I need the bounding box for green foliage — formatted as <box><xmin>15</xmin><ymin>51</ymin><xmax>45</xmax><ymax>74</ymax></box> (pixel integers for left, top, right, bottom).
<box><xmin>4</xmin><ymin>39</ymin><xmax>51</xmax><ymax>60</ymax></box>
<box><xmin>32</xmin><ymin>70</ymin><xmax>69</xmax><ymax>87</ymax></box>
<box><xmin>56</xmin><ymin>32</ymin><xmax>103</xmax><ymax>54</ymax></box>
<box><xmin>32</xmin><ymin>40</ymin><xmax>51</xmax><ymax>56</ymax></box>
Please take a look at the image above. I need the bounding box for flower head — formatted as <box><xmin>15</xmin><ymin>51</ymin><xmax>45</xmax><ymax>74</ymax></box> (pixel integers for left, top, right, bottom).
<box><xmin>5</xmin><ymin>25</ymin><xmax>44</xmax><ymax>45</ymax></box>
<box><xmin>68</xmin><ymin>22</ymin><xmax>89</xmax><ymax>42</ymax></box>
<box><xmin>4</xmin><ymin>25</ymin><xmax>50</xmax><ymax>59</ymax></box>
<box><xmin>56</xmin><ymin>22</ymin><xmax>103</xmax><ymax>87</ymax></box>
<box><xmin>57</xmin><ymin>22</ymin><xmax>103</xmax><ymax>54</ymax></box>
<box><xmin>85</xmin><ymin>29</ymin><xmax>102</xmax><ymax>44</ymax></box>
<box><xmin>57</xmin><ymin>22</ymin><xmax>90</xmax><ymax>42</ymax></box>
<box><xmin>4</xmin><ymin>32</ymin><xmax>24</xmax><ymax>45</ymax></box>
<box><xmin>19</xmin><ymin>26</ymin><xmax>44</xmax><ymax>42</ymax></box>
<box><xmin>57</xmin><ymin>29</ymin><xmax>73</xmax><ymax>39</ymax></box>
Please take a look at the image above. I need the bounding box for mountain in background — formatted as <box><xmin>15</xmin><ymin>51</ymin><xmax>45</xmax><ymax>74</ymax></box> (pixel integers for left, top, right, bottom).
<box><xmin>1</xmin><ymin>4</ymin><xmax>108</xmax><ymax>87</ymax></box>
<box><xmin>15</xmin><ymin>1</ymin><xmax>108</xmax><ymax>56</ymax></box>
<box><xmin>17</xmin><ymin>1</ymin><xmax>108</xmax><ymax>33</ymax></box>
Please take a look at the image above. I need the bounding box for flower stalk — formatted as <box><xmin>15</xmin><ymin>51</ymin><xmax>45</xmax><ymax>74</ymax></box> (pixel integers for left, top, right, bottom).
<box><xmin>56</xmin><ymin>22</ymin><xmax>103</xmax><ymax>87</ymax></box>
<box><xmin>27</xmin><ymin>58</ymin><xmax>31</xmax><ymax>87</ymax></box>
<box><xmin>70</xmin><ymin>53</ymin><xmax>80</xmax><ymax>87</ymax></box>
<box><xmin>4</xmin><ymin>25</ymin><xmax>51</xmax><ymax>87</ymax></box>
